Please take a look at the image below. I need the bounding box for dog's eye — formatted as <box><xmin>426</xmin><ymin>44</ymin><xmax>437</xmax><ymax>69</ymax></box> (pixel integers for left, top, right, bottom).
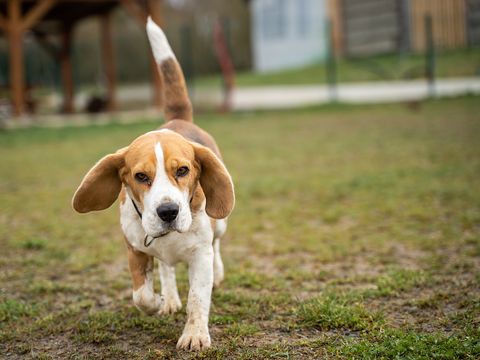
<box><xmin>176</xmin><ymin>166</ymin><xmax>189</xmax><ymax>178</ymax></box>
<box><xmin>135</xmin><ymin>172</ymin><xmax>150</xmax><ymax>184</ymax></box>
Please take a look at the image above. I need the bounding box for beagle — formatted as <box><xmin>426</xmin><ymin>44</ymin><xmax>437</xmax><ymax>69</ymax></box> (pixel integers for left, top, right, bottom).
<box><xmin>72</xmin><ymin>17</ymin><xmax>235</xmax><ymax>351</ymax></box>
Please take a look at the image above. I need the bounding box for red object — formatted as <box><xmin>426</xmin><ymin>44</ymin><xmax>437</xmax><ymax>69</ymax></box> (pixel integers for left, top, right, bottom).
<box><xmin>213</xmin><ymin>18</ymin><xmax>235</xmax><ymax>112</ymax></box>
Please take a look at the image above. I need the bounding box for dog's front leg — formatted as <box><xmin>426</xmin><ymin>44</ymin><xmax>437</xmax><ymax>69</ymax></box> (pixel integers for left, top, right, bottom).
<box><xmin>177</xmin><ymin>247</ymin><xmax>214</xmax><ymax>351</ymax></box>
<box><xmin>158</xmin><ymin>261</ymin><xmax>182</xmax><ymax>315</ymax></box>
<box><xmin>126</xmin><ymin>242</ymin><xmax>163</xmax><ymax>315</ymax></box>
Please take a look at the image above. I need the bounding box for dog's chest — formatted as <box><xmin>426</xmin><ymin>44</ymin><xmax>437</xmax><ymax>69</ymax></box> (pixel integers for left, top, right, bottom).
<box><xmin>120</xmin><ymin>198</ymin><xmax>213</xmax><ymax>265</ymax></box>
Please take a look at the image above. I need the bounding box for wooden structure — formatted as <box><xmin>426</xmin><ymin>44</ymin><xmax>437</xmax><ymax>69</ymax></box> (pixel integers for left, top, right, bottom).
<box><xmin>0</xmin><ymin>0</ymin><xmax>163</xmax><ymax>118</ymax></box>
<box><xmin>410</xmin><ymin>0</ymin><xmax>467</xmax><ymax>51</ymax></box>
<box><xmin>467</xmin><ymin>0</ymin><xmax>480</xmax><ymax>46</ymax></box>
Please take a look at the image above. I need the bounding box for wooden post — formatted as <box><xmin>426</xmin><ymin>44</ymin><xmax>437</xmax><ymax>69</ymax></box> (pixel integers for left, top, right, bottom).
<box><xmin>149</xmin><ymin>48</ymin><xmax>163</xmax><ymax>110</ymax></box>
<box><xmin>120</xmin><ymin>0</ymin><xmax>163</xmax><ymax>110</ymax></box>
<box><xmin>327</xmin><ymin>0</ymin><xmax>344</xmax><ymax>57</ymax></box>
<box><xmin>148</xmin><ymin>0</ymin><xmax>163</xmax><ymax>110</ymax></box>
<box><xmin>8</xmin><ymin>0</ymin><xmax>25</xmax><ymax>117</ymax></box>
<box><xmin>6</xmin><ymin>0</ymin><xmax>57</xmax><ymax>117</ymax></box>
<box><xmin>100</xmin><ymin>12</ymin><xmax>116</xmax><ymax>111</ymax></box>
<box><xmin>60</xmin><ymin>24</ymin><xmax>74</xmax><ymax>113</ymax></box>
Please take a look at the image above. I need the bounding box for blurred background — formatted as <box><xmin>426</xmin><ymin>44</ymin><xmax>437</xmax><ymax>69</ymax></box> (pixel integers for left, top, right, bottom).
<box><xmin>1</xmin><ymin>1</ymin><xmax>480</xmax><ymax>357</ymax></box>
<box><xmin>0</xmin><ymin>0</ymin><xmax>479</xmax><ymax>123</ymax></box>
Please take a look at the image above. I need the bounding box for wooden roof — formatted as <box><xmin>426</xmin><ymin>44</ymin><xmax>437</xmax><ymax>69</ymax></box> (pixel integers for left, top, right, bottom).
<box><xmin>0</xmin><ymin>0</ymin><xmax>124</xmax><ymax>34</ymax></box>
<box><xmin>1</xmin><ymin>0</ymin><xmax>162</xmax><ymax>117</ymax></box>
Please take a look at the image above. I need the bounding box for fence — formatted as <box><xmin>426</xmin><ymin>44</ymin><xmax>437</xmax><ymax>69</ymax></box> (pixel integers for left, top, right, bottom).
<box><xmin>328</xmin><ymin>0</ymin><xmax>477</xmax><ymax>57</ymax></box>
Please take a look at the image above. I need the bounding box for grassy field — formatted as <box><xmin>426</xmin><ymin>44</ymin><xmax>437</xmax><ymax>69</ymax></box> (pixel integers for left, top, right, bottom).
<box><xmin>0</xmin><ymin>97</ymin><xmax>479</xmax><ymax>359</ymax></box>
<box><xmin>195</xmin><ymin>48</ymin><xmax>480</xmax><ymax>88</ymax></box>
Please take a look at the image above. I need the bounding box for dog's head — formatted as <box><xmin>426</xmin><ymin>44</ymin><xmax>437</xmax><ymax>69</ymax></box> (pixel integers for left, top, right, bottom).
<box><xmin>72</xmin><ymin>129</ymin><xmax>234</xmax><ymax>237</ymax></box>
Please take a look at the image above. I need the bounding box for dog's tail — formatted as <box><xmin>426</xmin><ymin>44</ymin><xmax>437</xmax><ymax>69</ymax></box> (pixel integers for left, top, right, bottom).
<box><xmin>146</xmin><ymin>17</ymin><xmax>193</xmax><ymax>122</ymax></box>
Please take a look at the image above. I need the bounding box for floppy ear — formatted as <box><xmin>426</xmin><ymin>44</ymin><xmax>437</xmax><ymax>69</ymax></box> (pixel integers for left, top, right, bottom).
<box><xmin>193</xmin><ymin>144</ymin><xmax>235</xmax><ymax>219</ymax></box>
<box><xmin>72</xmin><ymin>148</ymin><xmax>126</xmax><ymax>213</ymax></box>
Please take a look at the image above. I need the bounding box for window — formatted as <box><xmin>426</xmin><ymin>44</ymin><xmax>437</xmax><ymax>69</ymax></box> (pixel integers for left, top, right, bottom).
<box><xmin>261</xmin><ymin>0</ymin><xmax>287</xmax><ymax>40</ymax></box>
<box><xmin>297</xmin><ymin>0</ymin><xmax>310</xmax><ymax>37</ymax></box>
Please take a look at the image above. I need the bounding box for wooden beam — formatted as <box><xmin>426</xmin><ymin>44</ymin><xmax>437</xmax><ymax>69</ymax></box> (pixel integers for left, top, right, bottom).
<box><xmin>119</xmin><ymin>0</ymin><xmax>147</xmax><ymax>25</ymax></box>
<box><xmin>100</xmin><ymin>12</ymin><xmax>116</xmax><ymax>111</ymax></box>
<box><xmin>8</xmin><ymin>0</ymin><xmax>25</xmax><ymax>117</ymax></box>
<box><xmin>60</xmin><ymin>24</ymin><xmax>74</xmax><ymax>113</ymax></box>
<box><xmin>120</xmin><ymin>0</ymin><xmax>163</xmax><ymax>109</ymax></box>
<box><xmin>148</xmin><ymin>0</ymin><xmax>163</xmax><ymax>109</ymax></box>
<box><xmin>21</xmin><ymin>0</ymin><xmax>57</xmax><ymax>31</ymax></box>
<box><xmin>0</xmin><ymin>12</ymin><xmax>7</xmax><ymax>31</ymax></box>
<box><xmin>148</xmin><ymin>0</ymin><xmax>163</xmax><ymax>26</ymax></box>
<box><xmin>33</xmin><ymin>31</ymin><xmax>60</xmax><ymax>59</ymax></box>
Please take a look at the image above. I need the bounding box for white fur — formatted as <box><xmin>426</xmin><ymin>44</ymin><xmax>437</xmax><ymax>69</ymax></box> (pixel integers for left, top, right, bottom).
<box><xmin>146</xmin><ymin>17</ymin><xmax>175</xmax><ymax>63</ymax></box>
<box><xmin>214</xmin><ymin>219</ymin><xmax>227</xmax><ymax>239</ymax></box>
<box><xmin>132</xmin><ymin>270</ymin><xmax>163</xmax><ymax>315</ymax></box>
<box><xmin>142</xmin><ymin>142</ymin><xmax>192</xmax><ymax>237</ymax></box>
<box><xmin>158</xmin><ymin>261</ymin><xmax>182</xmax><ymax>314</ymax></box>
<box><xmin>121</xmin><ymin>191</ymin><xmax>215</xmax><ymax>350</ymax></box>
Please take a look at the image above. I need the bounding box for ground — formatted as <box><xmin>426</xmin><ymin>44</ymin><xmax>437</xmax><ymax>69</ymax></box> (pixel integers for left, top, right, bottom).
<box><xmin>0</xmin><ymin>97</ymin><xmax>479</xmax><ymax>359</ymax></box>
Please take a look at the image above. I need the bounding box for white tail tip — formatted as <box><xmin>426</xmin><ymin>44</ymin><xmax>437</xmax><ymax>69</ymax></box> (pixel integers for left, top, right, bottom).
<box><xmin>146</xmin><ymin>16</ymin><xmax>175</xmax><ymax>63</ymax></box>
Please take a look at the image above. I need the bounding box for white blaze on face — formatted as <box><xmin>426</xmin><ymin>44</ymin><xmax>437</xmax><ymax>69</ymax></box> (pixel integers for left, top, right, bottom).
<box><xmin>142</xmin><ymin>142</ymin><xmax>192</xmax><ymax>236</ymax></box>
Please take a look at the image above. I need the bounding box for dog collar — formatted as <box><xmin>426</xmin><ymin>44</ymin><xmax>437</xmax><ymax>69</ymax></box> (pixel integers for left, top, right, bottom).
<box><xmin>131</xmin><ymin>198</ymin><xmax>143</xmax><ymax>219</ymax></box>
<box><xmin>131</xmin><ymin>199</ymin><xmax>156</xmax><ymax>247</ymax></box>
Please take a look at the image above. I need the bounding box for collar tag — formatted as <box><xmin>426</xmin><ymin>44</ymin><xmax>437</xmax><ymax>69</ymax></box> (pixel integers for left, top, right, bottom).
<box><xmin>144</xmin><ymin>235</ymin><xmax>155</xmax><ymax>247</ymax></box>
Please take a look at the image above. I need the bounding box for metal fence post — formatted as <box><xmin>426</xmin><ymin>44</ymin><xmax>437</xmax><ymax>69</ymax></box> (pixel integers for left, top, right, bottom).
<box><xmin>326</xmin><ymin>19</ymin><xmax>338</xmax><ymax>103</ymax></box>
<box><xmin>425</xmin><ymin>14</ymin><xmax>436</xmax><ymax>98</ymax></box>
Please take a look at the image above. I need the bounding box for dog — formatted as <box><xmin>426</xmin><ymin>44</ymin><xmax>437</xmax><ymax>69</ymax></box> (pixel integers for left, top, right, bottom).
<box><xmin>72</xmin><ymin>17</ymin><xmax>235</xmax><ymax>351</ymax></box>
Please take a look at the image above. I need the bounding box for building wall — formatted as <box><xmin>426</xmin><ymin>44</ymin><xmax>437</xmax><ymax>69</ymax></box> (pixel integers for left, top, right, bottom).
<box><xmin>250</xmin><ymin>0</ymin><xmax>327</xmax><ymax>72</ymax></box>
<box><xmin>341</xmin><ymin>0</ymin><xmax>404</xmax><ymax>56</ymax></box>
<box><xmin>468</xmin><ymin>0</ymin><xmax>480</xmax><ymax>46</ymax></box>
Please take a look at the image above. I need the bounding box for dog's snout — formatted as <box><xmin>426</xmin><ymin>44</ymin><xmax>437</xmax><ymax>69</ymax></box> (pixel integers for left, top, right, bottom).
<box><xmin>156</xmin><ymin>203</ymin><xmax>179</xmax><ymax>223</ymax></box>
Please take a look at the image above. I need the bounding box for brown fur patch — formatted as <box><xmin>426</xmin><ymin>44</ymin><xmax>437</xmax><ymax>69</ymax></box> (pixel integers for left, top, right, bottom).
<box><xmin>125</xmin><ymin>238</ymin><xmax>153</xmax><ymax>291</ymax></box>
<box><xmin>192</xmin><ymin>143</ymin><xmax>235</xmax><ymax>219</ymax></box>
<box><xmin>162</xmin><ymin>120</ymin><xmax>221</xmax><ymax>158</ymax></box>
<box><xmin>119</xmin><ymin>188</ymin><xmax>126</xmax><ymax>205</ymax></box>
<box><xmin>72</xmin><ymin>148</ymin><xmax>126</xmax><ymax>213</ymax></box>
<box><xmin>159</xmin><ymin>59</ymin><xmax>192</xmax><ymax>122</ymax></box>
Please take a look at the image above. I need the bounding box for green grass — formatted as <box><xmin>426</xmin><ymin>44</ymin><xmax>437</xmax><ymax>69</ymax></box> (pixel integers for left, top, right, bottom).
<box><xmin>0</xmin><ymin>97</ymin><xmax>479</xmax><ymax>358</ymax></box>
<box><xmin>195</xmin><ymin>48</ymin><xmax>480</xmax><ymax>87</ymax></box>
<box><xmin>297</xmin><ymin>294</ymin><xmax>384</xmax><ymax>331</ymax></box>
<box><xmin>339</xmin><ymin>329</ymin><xmax>479</xmax><ymax>360</ymax></box>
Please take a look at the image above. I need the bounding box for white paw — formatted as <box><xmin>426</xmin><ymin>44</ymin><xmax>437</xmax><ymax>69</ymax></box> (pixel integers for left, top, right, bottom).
<box><xmin>158</xmin><ymin>294</ymin><xmax>182</xmax><ymax>315</ymax></box>
<box><xmin>132</xmin><ymin>288</ymin><xmax>163</xmax><ymax>315</ymax></box>
<box><xmin>176</xmin><ymin>326</ymin><xmax>211</xmax><ymax>351</ymax></box>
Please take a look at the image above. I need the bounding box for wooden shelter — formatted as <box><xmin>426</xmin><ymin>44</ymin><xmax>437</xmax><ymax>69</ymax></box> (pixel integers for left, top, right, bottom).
<box><xmin>0</xmin><ymin>0</ymin><xmax>164</xmax><ymax>118</ymax></box>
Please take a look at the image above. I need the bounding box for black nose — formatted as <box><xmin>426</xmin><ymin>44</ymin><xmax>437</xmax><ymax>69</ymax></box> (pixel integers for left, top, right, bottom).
<box><xmin>156</xmin><ymin>203</ymin><xmax>179</xmax><ymax>223</ymax></box>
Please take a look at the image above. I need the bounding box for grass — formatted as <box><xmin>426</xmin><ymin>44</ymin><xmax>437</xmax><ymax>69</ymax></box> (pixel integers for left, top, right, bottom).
<box><xmin>194</xmin><ymin>48</ymin><xmax>480</xmax><ymax>88</ymax></box>
<box><xmin>0</xmin><ymin>97</ymin><xmax>479</xmax><ymax>358</ymax></box>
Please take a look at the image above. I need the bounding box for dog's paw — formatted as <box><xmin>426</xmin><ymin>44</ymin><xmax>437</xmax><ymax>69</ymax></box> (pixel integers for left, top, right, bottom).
<box><xmin>176</xmin><ymin>326</ymin><xmax>211</xmax><ymax>351</ymax></box>
<box><xmin>133</xmin><ymin>289</ymin><xmax>163</xmax><ymax>315</ymax></box>
<box><xmin>158</xmin><ymin>294</ymin><xmax>182</xmax><ymax>315</ymax></box>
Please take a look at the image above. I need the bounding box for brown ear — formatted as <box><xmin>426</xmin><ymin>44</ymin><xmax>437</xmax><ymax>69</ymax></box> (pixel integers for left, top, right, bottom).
<box><xmin>72</xmin><ymin>148</ymin><xmax>126</xmax><ymax>213</ymax></box>
<box><xmin>193</xmin><ymin>144</ymin><xmax>235</xmax><ymax>219</ymax></box>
